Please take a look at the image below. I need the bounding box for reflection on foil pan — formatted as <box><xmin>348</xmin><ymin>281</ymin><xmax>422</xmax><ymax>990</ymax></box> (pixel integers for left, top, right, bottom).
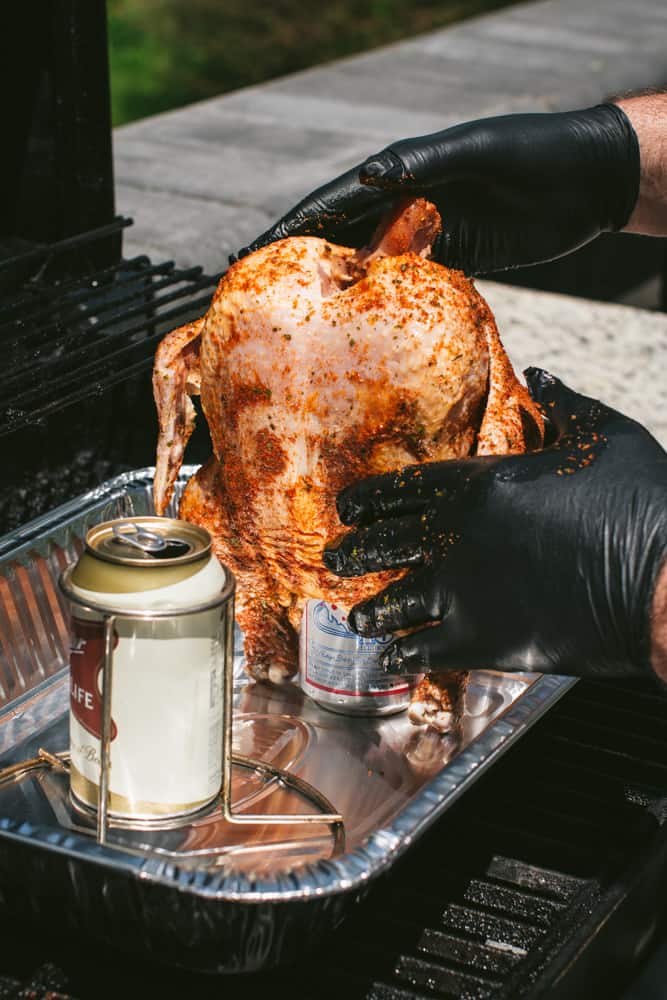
<box><xmin>0</xmin><ymin>468</ymin><xmax>575</xmax><ymax>972</ymax></box>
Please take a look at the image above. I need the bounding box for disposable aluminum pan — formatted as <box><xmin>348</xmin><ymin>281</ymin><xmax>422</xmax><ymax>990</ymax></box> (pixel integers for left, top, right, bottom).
<box><xmin>0</xmin><ymin>467</ymin><xmax>575</xmax><ymax>973</ymax></box>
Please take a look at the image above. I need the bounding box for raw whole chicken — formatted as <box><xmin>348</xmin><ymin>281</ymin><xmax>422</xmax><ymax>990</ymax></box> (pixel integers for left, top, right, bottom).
<box><xmin>153</xmin><ymin>199</ymin><xmax>543</xmax><ymax>730</ymax></box>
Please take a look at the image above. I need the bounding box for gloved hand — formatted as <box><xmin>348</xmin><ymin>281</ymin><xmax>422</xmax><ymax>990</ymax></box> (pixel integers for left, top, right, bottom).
<box><xmin>238</xmin><ymin>104</ymin><xmax>639</xmax><ymax>274</ymax></box>
<box><xmin>323</xmin><ymin>369</ymin><xmax>667</xmax><ymax>679</ymax></box>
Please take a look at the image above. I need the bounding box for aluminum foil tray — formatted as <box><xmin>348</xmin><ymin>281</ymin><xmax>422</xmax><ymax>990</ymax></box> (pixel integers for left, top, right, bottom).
<box><xmin>0</xmin><ymin>467</ymin><xmax>574</xmax><ymax>973</ymax></box>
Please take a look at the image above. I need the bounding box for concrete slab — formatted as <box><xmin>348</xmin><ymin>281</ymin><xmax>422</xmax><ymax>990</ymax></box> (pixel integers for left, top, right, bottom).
<box><xmin>479</xmin><ymin>280</ymin><xmax>667</xmax><ymax>446</ymax></box>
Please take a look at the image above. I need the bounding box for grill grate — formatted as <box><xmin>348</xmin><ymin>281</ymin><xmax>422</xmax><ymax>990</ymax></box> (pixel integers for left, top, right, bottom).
<box><xmin>0</xmin><ymin>678</ymin><xmax>665</xmax><ymax>999</ymax></box>
<box><xmin>0</xmin><ymin>219</ymin><xmax>219</xmax><ymax>532</ymax></box>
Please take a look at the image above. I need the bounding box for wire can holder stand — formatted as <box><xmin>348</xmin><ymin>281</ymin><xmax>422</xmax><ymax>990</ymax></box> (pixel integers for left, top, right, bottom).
<box><xmin>0</xmin><ymin>566</ymin><xmax>344</xmax><ymax>857</ymax></box>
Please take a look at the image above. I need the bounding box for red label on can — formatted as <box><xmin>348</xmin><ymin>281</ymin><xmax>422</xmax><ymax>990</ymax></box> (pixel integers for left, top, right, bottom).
<box><xmin>70</xmin><ymin>618</ymin><xmax>118</xmax><ymax>741</ymax></box>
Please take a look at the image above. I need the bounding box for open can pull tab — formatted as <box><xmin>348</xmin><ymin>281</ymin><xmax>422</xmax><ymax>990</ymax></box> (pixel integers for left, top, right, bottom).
<box><xmin>111</xmin><ymin>522</ymin><xmax>168</xmax><ymax>554</ymax></box>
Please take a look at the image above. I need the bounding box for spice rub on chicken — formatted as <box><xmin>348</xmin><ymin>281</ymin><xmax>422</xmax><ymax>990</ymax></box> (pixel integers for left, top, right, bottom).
<box><xmin>153</xmin><ymin>198</ymin><xmax>543</xmax><ymax>731</ymax></box>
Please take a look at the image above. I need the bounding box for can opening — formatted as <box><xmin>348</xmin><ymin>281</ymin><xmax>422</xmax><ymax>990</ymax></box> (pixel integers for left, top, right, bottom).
<box><xmin>109</xmin><ymin>523</ymin><xmax>192</xmax><ymax>561</ymax></box>
<box><xmin>150</xmin><ymin>540</ymin><xmax>191</xmax><ymax>559</ymax></box>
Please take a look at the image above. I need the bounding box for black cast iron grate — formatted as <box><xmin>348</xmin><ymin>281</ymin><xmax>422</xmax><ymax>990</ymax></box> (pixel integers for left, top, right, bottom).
<box><xmin>0</xmin><ymin>218</ymin><xmax>219</xmax><ymax>532</ymax></box>
<box><xmin>0</xmin><ymin>678</ymin><xmax>665</xmax><ymax>999</ymax></box>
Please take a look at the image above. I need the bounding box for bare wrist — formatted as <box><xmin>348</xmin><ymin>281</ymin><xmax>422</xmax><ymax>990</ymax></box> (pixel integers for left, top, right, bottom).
<box><xmin>614</xmin><ymin>93</ymin><xmax>667</xmax><ymax>235</ymax></box>
<box><xmin>650</xmin><ymin>556</ymin><xmax>667</xmax><ymax>683</ymax></box>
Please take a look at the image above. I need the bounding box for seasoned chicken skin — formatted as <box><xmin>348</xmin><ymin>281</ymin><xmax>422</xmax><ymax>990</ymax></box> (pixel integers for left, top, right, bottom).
<box><xmin>154</xmin><ymin>199</ymin><xmax>542</xmax><ymax>724</ymax></box>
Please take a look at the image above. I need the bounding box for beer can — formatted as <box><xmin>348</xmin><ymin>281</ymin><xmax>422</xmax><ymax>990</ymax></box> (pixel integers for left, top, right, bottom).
<box><xmin>64</xmin><ymin>516</ymin><xmax>230</xmax><ymax>822</ymax></box>
<box><xmin>299</xmin><ymin>600</ymin><xmax>415</xmax><ymax>716</ymax></box>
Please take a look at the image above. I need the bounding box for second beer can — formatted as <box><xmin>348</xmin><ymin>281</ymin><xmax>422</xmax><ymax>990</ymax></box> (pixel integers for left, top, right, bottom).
<box><xmin>64</xmin><ymin>516</ymin><xmax>231</xmax><ymax>822</ymax></box>
<box><xmin>299</xmin><ymin>600</ymin><xmax>415</xmax><ymax>716</ymax></box>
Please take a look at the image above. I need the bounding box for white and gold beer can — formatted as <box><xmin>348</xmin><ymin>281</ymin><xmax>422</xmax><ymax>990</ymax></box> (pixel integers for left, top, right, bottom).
<box><xmin>62</xmin><ymin>517</ymin><xmax>234</xmax><ymax>822</ymax></box>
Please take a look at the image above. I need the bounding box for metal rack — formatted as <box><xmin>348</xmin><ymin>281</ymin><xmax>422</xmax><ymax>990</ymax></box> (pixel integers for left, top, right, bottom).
<box><xmin>33</xmin><ymin>565</ymin><xmax>345</xmax><ymax>852</ymax></box>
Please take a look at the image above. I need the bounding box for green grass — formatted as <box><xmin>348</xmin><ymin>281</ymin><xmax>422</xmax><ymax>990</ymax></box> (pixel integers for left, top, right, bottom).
<box><xmin>108</xmin><ymin>0</ymin><xmax>514</xmax><ymax>126</ymax></box>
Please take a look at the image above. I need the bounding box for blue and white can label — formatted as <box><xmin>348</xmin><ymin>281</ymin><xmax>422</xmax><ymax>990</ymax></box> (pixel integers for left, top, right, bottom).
<box><xmin>299</xmin><ymin>600</ymin><xmax>412</xmax><ymax>716</ymax></box>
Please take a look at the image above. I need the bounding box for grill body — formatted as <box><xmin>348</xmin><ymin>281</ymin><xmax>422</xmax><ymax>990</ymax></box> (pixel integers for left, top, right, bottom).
<box><xmin>0</xmin><ymin>680</ymin><xmax>666</xmax><ymax>998</ymax></box>
<box><xmin>2</xmin><ymin>1</ymin><xmax>117</xmax><ymax>272</ymax></box>
<box><xmin>0</xmin><ymin>5</ymin><xmax>218</xmax><ymax>533</ymax></box>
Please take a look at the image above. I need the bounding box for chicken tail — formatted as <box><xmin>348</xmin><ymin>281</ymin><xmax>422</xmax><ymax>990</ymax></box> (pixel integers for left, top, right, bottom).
<box><xmin>152</xmin><ymin>318</ymin><xmax>204</xmax><ymax>515</ymax></box>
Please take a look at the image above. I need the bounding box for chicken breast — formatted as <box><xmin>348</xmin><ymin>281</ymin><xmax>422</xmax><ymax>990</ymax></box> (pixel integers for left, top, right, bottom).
<box><xmin>153</xmin><ymin>199</ymin><xmax>542</xmax><ymax>728</ymax></box>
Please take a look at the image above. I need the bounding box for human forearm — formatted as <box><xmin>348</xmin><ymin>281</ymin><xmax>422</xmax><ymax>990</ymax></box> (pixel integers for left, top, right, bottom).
<box><xmin>615</xmin><ymin>93</ymin><xmax>667</xmax><ymax>235</ymax></box>
<box><xmin>650</xmin><ymin>557</ymin><xmax>667</xmax><ymax>683</ymax></box>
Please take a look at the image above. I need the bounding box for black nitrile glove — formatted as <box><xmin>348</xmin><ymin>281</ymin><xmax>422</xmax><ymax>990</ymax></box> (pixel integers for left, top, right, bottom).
<box><xmin>323</xmin><ymin>369</ymin><xmax>667</xmax><ymax>679</ymax></box>
<box><xmin>238</xmin><ymin>105</ymin><xmax>639</xmax><ymax>274</ymax></box>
